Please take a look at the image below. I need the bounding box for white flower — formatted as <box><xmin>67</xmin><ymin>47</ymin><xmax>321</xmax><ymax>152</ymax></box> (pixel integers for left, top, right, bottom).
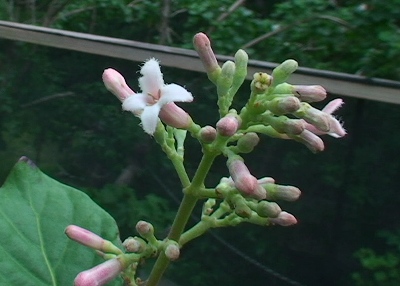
<box><xmin>122</xmin><ymin>58</ymin><xmax>193</xmax><ymax>134</ymax></box>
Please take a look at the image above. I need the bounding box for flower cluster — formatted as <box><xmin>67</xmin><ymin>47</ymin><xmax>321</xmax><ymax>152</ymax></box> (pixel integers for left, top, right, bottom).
<box><xmin>67</xmin><ymin>32</ymin><xmax>346</xmax><ymax>286</ymax></box>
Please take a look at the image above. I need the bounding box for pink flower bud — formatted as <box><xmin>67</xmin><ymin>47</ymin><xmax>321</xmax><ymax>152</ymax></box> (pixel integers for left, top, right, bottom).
<box><xmin>268</xmin><ymin>211</ymin><xmax>297</xmax><ymax>226</ymax></box>
<box><xmin>65</xmin><ymin>225</ymin><xmax>122</xmax><ymax>255</ymax></box>
<box><xmin>227</xmin><ymin>158</ymin><xmax>266</xmax><ymax>200</ymax></box>
<box><xmin>193</xmin><ymin>33</ymin><xmax>220</xmax><ymax>81</ymax></box>
<box><xmin>159</xmin><ymin>102</ymin><xmax>193</xmax><ymax>129</ymax></box>
<box><xmin>164</xmin><ymin>243</ymin><xmax>180</xmax><ymax>261</ymax></box>
<box><xmin>265</xmin><ymin>96</ymin><xmax>301</xmax><ymax>115</ymax></box>
<box><xmin>199</xmin><ymin>125</ymin><xmax>217</xmax><ymax>143</ymax></box>
<box><xmin>293</xmin><ymin>130</ymin><xmax>325</xmax><ymax>153</ymax></box>
<box><xmin>122</xmin><ymin>237</ymin><xmax>146</xmax><ymax>253</ymax></box>
<box><xmin>293</xmin><ymin>85</ymin><xmax>327</xmax><ymax>102</ymax></box>
<box><xmin>216</xmin><ymin>115</ymin><xmax>240</xmax><ymax>136</ymax></box>
<box><xmin>136</xmin><ymin>220</ymin><xmax>154</xmax><ymax>236</ymax></box>
<box><xmin>102</xmin><ymin>68</ymin><xmax>135</xmax><ymax>102</ymax></box>
<box><xmin>264</xmin><ymin>184</ymin><xmax>301</xmax><ymax>202</ymax></box>
<box><xmin>74</xmin><ymin>258</ymin><xmax>124</xmax><ymax>286</ymax></box>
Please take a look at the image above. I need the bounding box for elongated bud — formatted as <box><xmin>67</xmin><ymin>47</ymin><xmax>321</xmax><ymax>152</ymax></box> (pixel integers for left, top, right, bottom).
<box><xmin>264</xmin><ymin>184</ymin><xmax>301</xmax><ymax>201</ymax></box>
<box><xmin>193</xmin><ymin>33</ymin><xmax>221</xmax><ymax>83</ymax></box>
<box><xmin>293</xmin><ymin>85</ymin><xmax>327</xmax><ymax>102</ymax></box>
<box><xmin>251</xmin><ymin>72</ymin><xmax>272</xmax><ymax>94</ymax></box>
<box><xmin>257</xmin><ymin>177</ymin><xmax>275</xmax><ymax>184</ymax></box>
<box><xmin>164</xmin><ymin>242</ymin><xmax>180</xmax><ymax>261</ymax></box>
<box><xmin>256</xmin><ymin>201</ymin><xmax>282</xmax><ymax>218</ymax></box>
<box><xmin>102</xmin><ymin>68</ymin><xmax>135</xmax><ymax>101</ymax></box>
<box><xmin>198</xmin><ymin>125</ymin><xmax>217</xmax><ymax>143</ymax></box>
<box><xmin>216</xmin><ymin>115</ymin><xmax>240</xmax><ymax>136</ymax></box>
<box><xmin>227</xmin><ymin>157</ymin><xmax>266</xmax><ymax>200</ymax></box>
<box><xmin>271</xmin><ymin>59</ymin><xmax>298</xmax><ymax>86</ymax></box>
<box><xmin>136</xmin><ymin>221</ymin><xmax>154</xmax><ymax>237</ymax></box>
<box><xmin>236</xmin><ymin>132</ymin><xmax>260</xmax><ymax>153</ymax></box>
<box><xmin>262</xmin><ymin>114</ymin><xmax>305</xmax><ymax>135</ymax></box>
<box><xmin>265</xmin><ymin>96</ymin><xmax>301</xmax><ymax>115</ymax></box>
<box><xmin>268</xmin><ymin>211</ymin><xmax>297</xmax><ymax>226</ymax></box>
<box><xmin>217</xmin><ymin>61</ymin><xmax>236</xmax><ymax>97</ymax></box>
<box><xmin>292</xmin><ymin>130</ymin><xmax>324</xmax><ymax>153</ymax></box>
<box><xmin>294</xmin><ymin>103</ymin><xmax>331</xmax><ymax>132</ymax></box>
<box><xmin>159</xmin><ymin>102</ymin><xmax>193</xmax><ymax>129</ymax></box>
<box><xmin>229</xmin><ymin>49</ymin><xmax>248</xmax><ymax>95</ymax></box>
<box><xmin>74</xmin><ymin>258</ymin><xmax>124</xmax><ymax>286</ymax></box>
<box><xmin>65</xmin><ymin>225</ymin><xmax>122</xmax><ymax>255</ymax></box>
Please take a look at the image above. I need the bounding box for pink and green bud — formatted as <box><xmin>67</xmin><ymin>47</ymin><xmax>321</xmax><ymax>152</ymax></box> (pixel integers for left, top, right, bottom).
<box><xmin>271</xmin><ymin>59</ymin><xmax>298</xmax><ymax>86</ymax></box>
<box><xmin>159</xmin><ymin>102</ymin><xmax>193</xmax><ymax>130</ymax></box>
<box><xmin>262</xmin><ymin>114</ymin><xmax>305</xmax><ymax>135</ymax></box>
<box><xmin>236</xmin><ymin>132</ymin><xmax>260</xmax><ymax>153</ymax></box>
<box><xmin>216</xmin><ymin>115</ymin><xmax>240</xmax><ymax>136</ymax></box>
<box><xmin>136</xmin><ymin>220</ymin><xmax>154</xmax><ymax>237</ymax></box>
<box><xmin>292</xmin><ymin>130</ymin><xmax>325</xmax><ymax>153</ymax></box>
<box><xmin>102</xmin><ymin>68</ymin><xmax>135</xmax><ymax>102</ymax></box>
<box><xmin>265</xmin><ymin>96</ymin><xmax>301</xmax><ymax>115</ymax></box>
<box><xmin>256</xmin><ymin>201</ymin><xmax>282</xmax><ymax>218</ymax></box>
<box><xmin>264</xmin><ymin>184</ymin><xmax>301</xmax><ymax>202</ymax></box>
<box><xmin>268</xmin><ymin>211</ymin><xmax>297</xmax><ymax>226</ymax></box>
<box><xmin>294</xmin><ymin>102</ymin><xmax>331</xmax><ymax>132</ymax></box>
<box><xmin>257</xmin><ymin>177</ymin><xmax>275</xmax><ymax>185</ymax></box>
<box><xmin>74</xmin><ymin>258</ymin><xmax>124</xmax><ymax>286</ymax></box>
<box><xmin>227</xmin><ymin>157</ymin><xmax>266</xmax><ymax>200</ymax></box>
<box><xmin>251</xmin><ymin>72</ymin><xmax>272</xmax><ymax>94</ymax></box>
<box><xmin>293</xmin><ymin>85</ymin><xmax>327</xmax><ymax>102</ymax></box>
<box><xmin>198</xmin><ymin>125</ymin><xmax>217</xmax><ymax>143</ymax></box>
<box><xmin>193</xmin><ymin>32</ymin><xmax>221</xmax><ymax>83</ymax></box>
<box><xmin>164</xmin><ymin>242</ymin><xmax>180</xmax><ymax>261</ymax></box>
<box><xmin>65</xmin><ymin>225</ymin><xmax>122</xmax><ymax>255</ymax></box>
<box><xmin>122</xmin><ymin>237</ymin><xmax>146</xmax><ymax>253</ymax></box>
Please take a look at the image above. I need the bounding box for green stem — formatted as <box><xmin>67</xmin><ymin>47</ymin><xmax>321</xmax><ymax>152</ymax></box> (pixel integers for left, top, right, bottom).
<box><xmin>146</xmin><ymin>150</ymin><xmax>218</xmax><ymax>285</ymax></box>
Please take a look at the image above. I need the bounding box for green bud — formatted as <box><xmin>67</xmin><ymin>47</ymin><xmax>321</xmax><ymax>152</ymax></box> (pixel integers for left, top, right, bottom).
<box><xmin>236</xmin><ymin>132</ymin><xmax>260</xmax><ymax>153</ymax></box>
<box><xmin>271</xmin><ymin>59</ymin><xmax>298</xmax><ymax>86</ymax></box>
<box><xmin>256</xmin><ymin>201</ymin><xmax>282</xmax><ymax>218</ymax></box>
<box><xmin>217</xmin><ymin>61</ymin><xmax>236</xmax><ymax>97</ymax></box>
<box><xmin>264</xmin><ymin>96</ymin><xmax>301</xmax><ymax>115</ymax></box>
<box><xmin>261</xmin><ymin>113</ymin><xmax>305</xmax><ymax>135</ymax></box>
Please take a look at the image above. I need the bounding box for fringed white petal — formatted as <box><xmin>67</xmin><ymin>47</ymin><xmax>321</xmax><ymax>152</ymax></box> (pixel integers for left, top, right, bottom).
<box><xmin>322</xmin><ymin>98</ymin><xmax>344</xmax><ymax>114</ymax></box>
<box><xmin>158</xmin><ymin>84</ymin><xmax>193</xmax><ymax>106</ymax></box>
<box><xmin>122</xmin><ymin>93</ymin><xmax>147</xmax><ymax>113</ymax></box>
<box><xmin>140</xmin><ymin>104</ymin><xmax>162</xmax><ymax>134</ymax></box>
<box><xmin>138</xmin><ymin>58</ymin><xmax>164</xmax><ymax>97</ymax></box>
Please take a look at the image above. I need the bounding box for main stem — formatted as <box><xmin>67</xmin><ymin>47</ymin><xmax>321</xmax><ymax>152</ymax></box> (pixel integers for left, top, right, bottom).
<box><xmin>145</xmin><ymin>151</ymin><xmax>218</xmax><ymax>285</ymax></box>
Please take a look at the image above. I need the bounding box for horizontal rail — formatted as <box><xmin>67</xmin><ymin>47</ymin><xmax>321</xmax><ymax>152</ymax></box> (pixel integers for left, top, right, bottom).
<box><xmin>1</xmin><ymin>20</ymin><xmax>399</xmax><ymax>104</ymax></box>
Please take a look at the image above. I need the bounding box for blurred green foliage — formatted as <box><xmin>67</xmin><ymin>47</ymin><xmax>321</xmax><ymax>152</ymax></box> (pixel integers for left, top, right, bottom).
<box><xmin>1</xmin><ymin>0</ymin><xmax>400</xmax><ymax>285</ymax></box>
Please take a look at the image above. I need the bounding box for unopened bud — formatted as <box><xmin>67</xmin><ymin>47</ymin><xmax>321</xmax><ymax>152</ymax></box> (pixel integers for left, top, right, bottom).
<box><xmin>292</xmin><ymin>130</ymin><xmax>325</xmax><ymax>153</ymax></box>
<box><xmin>257</xmin><ymin>177</ymin><xmax>275</xmax><ymax>184</ymax></box>
<box><xmin>136</xmin><ymin>221</ymin><xmax>154</xmax><ymax>237</ymax></box>
<box><xmin>164</xmin><ymin>242</ymin><xmax>180</xmax><ymax>261</ymax></box>
<box><xmin>217</xmin><ymin>61</ymin><xmax>236</xmax><ymax>97</ymax></box>
<box><xmin>74</xmin><ymin>258</ymin><xmax>124</xmax><ymax>286</ymax></box>
<box><xmin>293</xmin><ymin>85</ymin><xmax>327</xmax><ymax>102</ymax></box>
<box><xmin>216</xmin><ymin>115</ymin><xmax>240</xmax><ymax>136</ymax></box>
<box><xmin>236</xmin><ymin>132</ymin><xmax>260</xmax><ymax>153</ymax></box>
<box><xmin>65</xmin><ymin>225</ymin><xmax>122</xmax><ymax>255</ymax></box>
<box><xmin>264</xmin><ymin>184</ymin><xmax>301</xmax><ymax>201</ymax></box>
<box><xmin>193</xmin><ymin>33</ymin><xmax>221</xmax><ymax>83</ymax></box>
<box><xmin>159</xmin><ymin>102</ymin><xmax>193</xmax><ymax>129</ymax></box>
<box><xmin>271</xmin><ymin>59</ymin><xmax>298</xmax><ymax>86</ymax></box>
<box><xmin>122</xmin><ymin>237</ymin><xmax>146</xmax><ymax>253</ymax></box>
<box><xmin>262</xmin><ymin>114</ymin><xmax>305</xmax><ymax>135</ymax></box>
<box><xmin>102</xmin><ymin>68</ymin><xmax>135</xmax><ymax>101</ymax></box>
<box><xmin>268</xmin><ymin>211</ymin><xmax>297</xmax><ymax>226</ymax></box>
<box><xmin>199</xmin><ymin>125</ymin><xmax>217</xmax><ymax>143</ymax></box>
<box><xmin>256</xmin><ymin>201</ymin><xmax>282</xmax><ymax>218</ymax></box>
<box><xmin>251</xmin><ymin>72</ymin><xmax>272</xmax><ymax>94</ymax></box>
<box><xmin>227</xmin><ymin>157</ymin><xmax>266</xmax><ymax>200</ymax></box>
<box><xmin>294</xmin><ymin>103</ymin><xmax>331</xmax><ymax>132</ymax></box>
<box><xmin>265</xmin><ymin>96</ymin><xmax>301</xmax><ymax>115</ymax></box>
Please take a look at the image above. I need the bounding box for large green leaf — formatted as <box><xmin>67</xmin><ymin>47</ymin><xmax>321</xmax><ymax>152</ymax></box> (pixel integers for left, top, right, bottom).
<box><xmin>0</xmin><ymin>157</ymin><xmax>123</xmax><ymax>285</ymax></box>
